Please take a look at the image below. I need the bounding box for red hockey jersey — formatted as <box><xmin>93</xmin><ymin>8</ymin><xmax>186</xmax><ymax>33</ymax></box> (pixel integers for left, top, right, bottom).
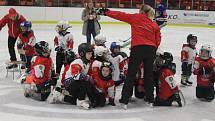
<box><xmin>17</xmin><ymin>31</ymin><xmax>36</xmax><ymax>56</ymax></box>
<box><xmin>158</xmin><ymin>68</ymin><xmax>179</xmax><ymax>100</ymax></box>
<box><xmin>193</xmin><ymin>57</ymin><xmax>215</xmax><ymax>87</ymax></box>
<box><xmin>93</xmin><ymin>73</ymin><xmax>115</xmax><ymax>99</ymax></box>
<box><xmin>31</xmin><ymin>56</ymin><xmax>54</xmax><ymax>85</ymax></box>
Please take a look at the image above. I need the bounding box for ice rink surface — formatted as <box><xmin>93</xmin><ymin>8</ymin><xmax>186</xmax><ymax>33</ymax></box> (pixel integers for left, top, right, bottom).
<box><xmin>0</xmin><ymin>24</ymin><xmax>215</xmax><ymax>121</ymax></box>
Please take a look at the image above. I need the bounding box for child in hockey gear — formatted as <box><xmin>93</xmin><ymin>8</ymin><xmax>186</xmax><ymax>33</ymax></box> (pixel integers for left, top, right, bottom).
<box><xmin>181</xmin><ymin>34</ymin><xmax>198</xmax><ymax>86</ymax></box>
<box><xmin>0</xmin><ymin>8</ymin><xmax>26</xmax><ymax>69</ymax></box>
<box><xmin>51</xmin><ymin>43</ymin><xmax>95</xmax><ymax>109</ymax></box>
<box><xmin>193</xmin><ymin>45</ymin><xmax>215</xmax><ymax>101</ymax></box>
<box><xmin>17</xmin><ymin>21</ymin><xmax>36</xmax><ymax>72</ymax></box>
<box><xmin>109</xmin><ymin>42</ymin><xmax>128</xmax><ymax>86</ymax></box>
<box><xmin>153</xmin><ymin>52</ymin><xmax>184</xmax><ymax>107</ymax></box>
<box><xmin>54</xmin><ymin>20</ymin><xmax>73</xmax><ymax>74</ymax></box>
<box><xmin>22</xmin><ymin>41</ymin><xmax>58</xmax><ymax>101</ymax></box>
<box><xmin>92</xmin><ymin>61</ymin><xmax>115</xmax><ymax>107</ymax></box>
<box><xmin>155</xmin><ymin>0</ymin><xmax>167</xmax><ymax>29</ymax></box>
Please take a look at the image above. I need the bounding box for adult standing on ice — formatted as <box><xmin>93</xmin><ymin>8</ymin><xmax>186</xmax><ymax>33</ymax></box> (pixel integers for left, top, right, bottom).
<box><xmin>0</xmin><ymin>8</ymin><xmax>26</xmax><ymax>69</ymax></box>
<box><xmin>97</xmin><ymin>4</ymin><xmax>161</xmax><ymax>109</ymax></box>
<box><xmin>81</xmin><ymin>0</ymin><xmax>101</xmax><ymax>44</ymax></box>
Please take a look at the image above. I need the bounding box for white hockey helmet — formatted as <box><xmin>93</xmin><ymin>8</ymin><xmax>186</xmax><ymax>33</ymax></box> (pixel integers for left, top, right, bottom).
<box><xmin>94</xmin><ymin>34</ymin><xmax>106</xmax><ymax>46</ymax></box>
<box><xmin>199</xmin><ymin>44</ymin><xmax>212</xmax><ymax>60</ymax></box>
<box><xmin>94</xmin><ymin>46</ymin><xmax>109</xmax><ymax>57</ymax></box>
<box><xmin>55</xmin><ymin>20</ymin><xmax>71</xmax><ymax>33</ymax></box>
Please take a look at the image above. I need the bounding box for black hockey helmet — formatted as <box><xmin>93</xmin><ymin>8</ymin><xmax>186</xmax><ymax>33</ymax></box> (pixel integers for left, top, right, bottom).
<box><xmin>187</xmin><ymin>34</ymin><xmax>197</xmax><ymax>43</ymax></box>
<box><xmin>78</xmin><ymin>43</ymin><xmax>94</xmax><ymax>58</ymax></box>
<box><xmin>161</xmin><ymin>52</ymin><xmax>173</xmax><ymax>64</ymax></box>
<box><xmin>35</xmin><ymin>41</ymin><xmax>51</xmax><ymax>58</ymax></box>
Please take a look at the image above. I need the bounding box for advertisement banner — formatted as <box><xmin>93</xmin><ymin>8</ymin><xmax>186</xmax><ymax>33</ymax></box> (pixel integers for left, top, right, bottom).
<box><xmin>167</xmin><ymin>10</ymin><xmax>215</xmax><ymax>26</ymax></box>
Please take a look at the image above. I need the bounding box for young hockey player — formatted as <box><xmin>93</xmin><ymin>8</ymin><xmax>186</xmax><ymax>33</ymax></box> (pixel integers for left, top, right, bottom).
<box><xmin>154</xmin><ymin>52</ymin><xmax>184</xmax><ymax>107</ymax></box>
<box><xmin>17</xmin><ymin>21</ymin><xmax>36</xmax><ymax>72</ymax></box>
<box><xmin>181</xmin><ymin>34</ymin><xmax>198</xmax><ymax>86</ymax></box>
<box><xmin>155</xmin><ymin>0</ymin><xmax>168</xmax><ymax>28</ymax></box>
<box><xmin>109</xmin><ymin>42</ymin><xmax>128</xmax><ymax>86</ymax></box>
<box><xmin>92</xmin><ymin>61</ymin><xmax>115</xmax><ymax>107</ymax></box>
<box><xmin>21</xmin><ymin>41</ymin><xmax>58</xmax><ymax>101</ymax></box>
<box><xmin>193</xmin><ymin>44</ymin><xmax>215</xmax><ymax>101</ymax></box>
<box><xmin>47</xmin><ymin>43</ymin><xmax>96</xmax><ymax>109</ymax></box>
<box><xmin>54</xmin><ymin>20</ymin><xmax>74</xmax><ymax>74</ymax></box>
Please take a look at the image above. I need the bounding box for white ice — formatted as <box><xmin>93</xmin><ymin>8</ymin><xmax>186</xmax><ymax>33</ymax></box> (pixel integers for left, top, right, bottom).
<box><xmin>0</xmin><ymin>24</ymin><xmax>215</xmax><ymax>121</ymax></box>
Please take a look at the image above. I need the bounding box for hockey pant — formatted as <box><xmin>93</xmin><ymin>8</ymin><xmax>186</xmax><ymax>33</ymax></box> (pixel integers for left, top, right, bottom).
<box><xmin>181</xmin><ymin>62</ymin><xmax>192</xmax><ymax>77</ymax></box>
<box><xmin>25</xmin><ymin>80</ymin><xmax>52</xmax><ymax>101</ymax></box>
<box><xmin>196</xmin><ymin>86</ymin><xmax>214</xmax><ymax>101</ymax></box>
<box><xmin>64</xmin><ymin>79</ymin><xmax>96</xmax><ymax>105</ymax></box>
<box><xmin>56</xmin><ymin>52</ymin><xmax>66</xmax><ymax>74</ymax></box>
<box><xmin>154</xmin><ymin>92</ymin><xmax>182</xmax><ymax>107</ymax></box>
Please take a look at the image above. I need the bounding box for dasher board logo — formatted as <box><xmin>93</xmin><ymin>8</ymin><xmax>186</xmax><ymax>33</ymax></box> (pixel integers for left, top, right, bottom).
<box><xmin>183</xmin><ymin>13</ymin><xmax>209</xmax><ymax>17</ymax></box>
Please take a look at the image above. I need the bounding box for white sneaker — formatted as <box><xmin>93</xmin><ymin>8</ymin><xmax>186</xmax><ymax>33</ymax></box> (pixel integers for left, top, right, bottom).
<box><xmin>76</xmin><ymin>100</ymin><xmax>90</xmax><ymax>110</ymax></box>
<box><xmin>47</xmin><ymin>88</ymin><xmax>64</xmax><ymax>104</ymax></box>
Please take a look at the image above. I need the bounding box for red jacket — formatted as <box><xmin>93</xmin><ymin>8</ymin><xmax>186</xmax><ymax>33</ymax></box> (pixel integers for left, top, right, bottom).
<box><xmin>0</xmin><ymin>14</ymin><xmax>26</xmax><ymax>38</ymax></box>
<box><xmin>158</xmin><ymin>68</ymin><xmax>179</xmax><ymax>100</ymax></box>
<box><xmin>193</xmin><ymin>57</ymin><xmax>215</xmax><ymax>87</ymax></box>
<box><xmin>106</xmin><ymin>10</ymin><xmax>161</xmax><ymax>48</ymax></box>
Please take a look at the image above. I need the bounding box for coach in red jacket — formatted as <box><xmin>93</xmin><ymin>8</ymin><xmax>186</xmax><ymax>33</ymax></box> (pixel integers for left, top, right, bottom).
<box><xmin>0</xmin><ymin>8</ymin><xmax>26</xmax><ymax>68</ymax></box>
<box><xmin>98</xmin><ymin>4</ymin><xmax>161</xmax><ymax>107</ymax></box>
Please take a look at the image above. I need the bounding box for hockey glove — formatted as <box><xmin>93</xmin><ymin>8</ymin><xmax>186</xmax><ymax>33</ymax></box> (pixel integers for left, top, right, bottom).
<box><xmin>55</xmin><ymin>46</ymin><xmax>64</xmax><ymax>53</ymax></box>
<box><xmin>96</xmin><ymin>8</ymin><xmax>109</xmax><ymax>16</ymax></box>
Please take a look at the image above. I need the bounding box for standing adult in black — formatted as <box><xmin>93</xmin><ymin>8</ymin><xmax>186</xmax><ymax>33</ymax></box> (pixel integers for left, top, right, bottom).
<box><xmin>98</xmin><ymin>4</ymin><xmax>161</xmax><ymax>108</ymax></box>
<box><xmin>82</xmin><ymin>1</ymin><xmax>101</xmax><ymax>44</ymax></box>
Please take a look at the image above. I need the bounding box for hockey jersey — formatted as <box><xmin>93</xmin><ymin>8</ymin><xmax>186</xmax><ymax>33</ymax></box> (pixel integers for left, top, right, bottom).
<box><xmin>54</xmin><ymin>32</ymin><xmax>74</xmax><ymax>50</ymax></box>
<box><xmin>158</xmin><ymin>67</ymin><xmax>179</xmax><ymax>100</ymax></box>
<box><xmin>17</xmin><ymin>30</ymin><xmax>36</xmax><ymax>56</ymax></box>
<box><xmin>181</xmin><ymin>44</ymin><xmax>198</xmax><ymax>64</ymax></box>
<box><xmin>193</xmin><ymin>57</ymin><xmax>215</xmax><ymax>87</ymax></box>
<box><xmin>30</xmin><ymin>56</ymin><xmax>54</xmax><ymax>85</ymax></box>
<box><xmin>61</xmin><ymin>58</ymin><xmax>92</xmax><ymax>84</ymax></box>
<box><xmin>93</xmin><ymin>73</ymin><xmax>115</xmax><ymax>99</ymax></box>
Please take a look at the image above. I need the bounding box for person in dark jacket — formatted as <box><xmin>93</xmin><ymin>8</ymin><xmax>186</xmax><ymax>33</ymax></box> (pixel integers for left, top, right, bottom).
<box><xmin>0</xmin><ymin>8</ymin><xmax>26</xmax><ymax>69</ymax></box>
<box><xmin>97</xmin><ymin>4</ymin><xmax>161</xmax><ymax>109</ymax></box>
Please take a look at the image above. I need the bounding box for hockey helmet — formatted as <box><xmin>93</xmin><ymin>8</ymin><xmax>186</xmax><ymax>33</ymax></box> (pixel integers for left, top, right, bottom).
<box><xmin>78</xmin><ymin>43</ymin><xmax>94</xmax><ymax>58</ymax></box>
<box><xmin>20</xmin><ymin>21</ymin><xmax>32</xmax><ymax>32</ymax></box>
<box><xmin>35</xmin><ymin>41</ymin><xmax>51</xmax><ymax>57</ymax></box>
<box><xmin>199</xmin><ymin>44</ymin><xmax>212</xmax><ymax>60</ymax></box>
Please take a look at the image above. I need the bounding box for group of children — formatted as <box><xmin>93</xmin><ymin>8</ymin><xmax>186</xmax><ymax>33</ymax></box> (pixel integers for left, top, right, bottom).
<box><xmin>10</xmin><ymin>17</ymin><xmax>215</xmax><ymax>109</ymax></box>
<box><xmin>181</xmin><ymin>34</ymin><xmax>215</xmax><ymax>101</ymax></box>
